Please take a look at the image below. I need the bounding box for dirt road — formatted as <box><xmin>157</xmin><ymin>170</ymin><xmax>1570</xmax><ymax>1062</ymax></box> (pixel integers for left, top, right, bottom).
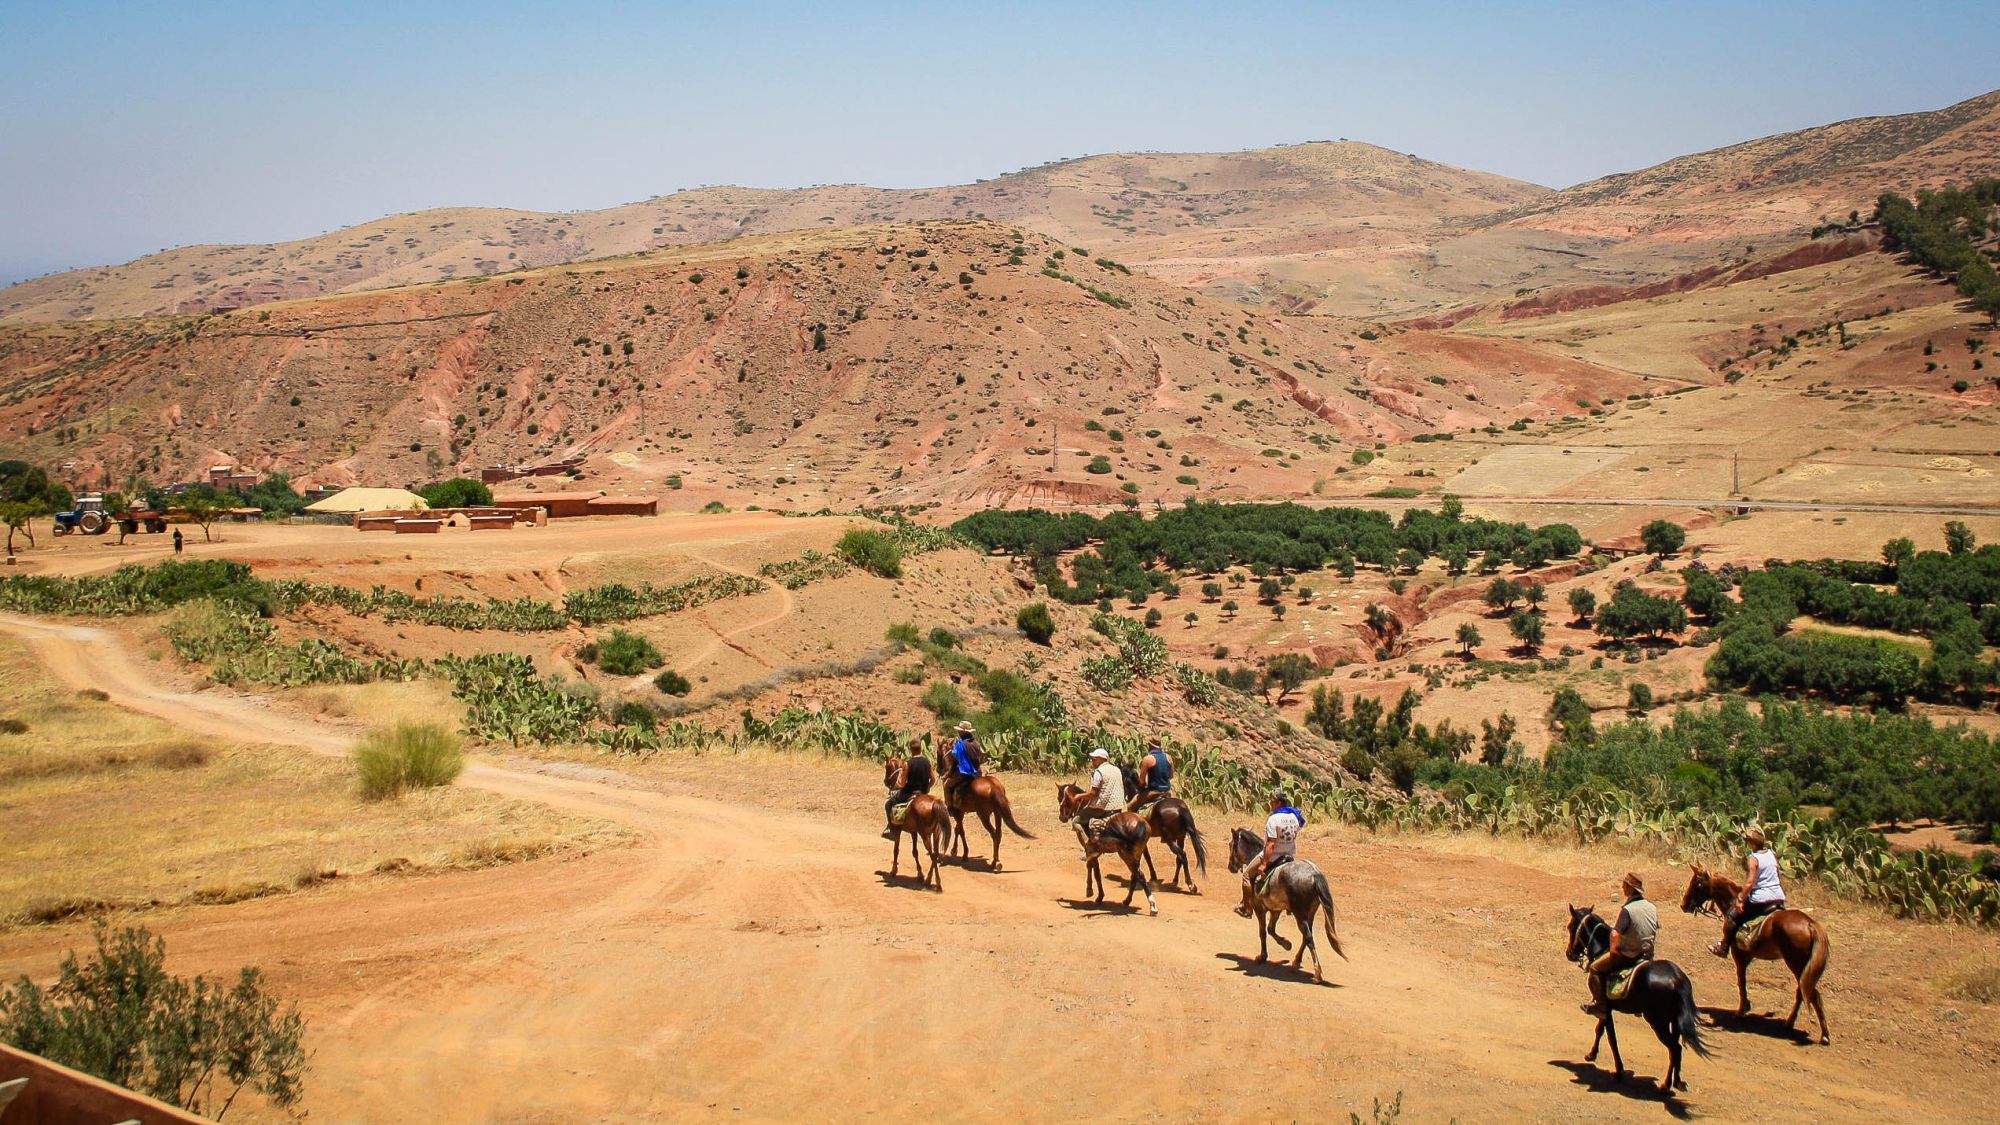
<box><xmin>0</xmin><ymin>617</ymin><xmax>1993</xmax><ymax>1123</ymax></box>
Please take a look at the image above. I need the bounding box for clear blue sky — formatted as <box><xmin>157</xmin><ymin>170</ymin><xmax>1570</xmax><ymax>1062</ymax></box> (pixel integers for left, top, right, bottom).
<box><xmin>3</xmin><ymin>0</ymin><xmax>1995</xmax><ymax>285</ymax></box>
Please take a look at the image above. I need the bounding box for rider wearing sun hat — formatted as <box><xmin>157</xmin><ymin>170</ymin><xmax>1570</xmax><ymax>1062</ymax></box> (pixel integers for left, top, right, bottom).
<box><xmin>1713</xmin><ymin>825</ymin><xmax>1785</xmax><ymax>956</ymax></box>
<box><xmin>943</xmin><ymin>719</ymin><xmax>984</xmax><ymax>809</ymax></box>
<box><xmin>1583</xmin><ymin>871</ymin><xmax>1658</xmax><ymax>1016</ymax></box>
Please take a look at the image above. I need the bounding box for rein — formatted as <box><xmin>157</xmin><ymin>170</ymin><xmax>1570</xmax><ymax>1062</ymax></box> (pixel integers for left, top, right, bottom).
<box><xmin>1572</xmin><ymin>913</ymin><xmax>1611</xmax><ymax>968</ymax></box>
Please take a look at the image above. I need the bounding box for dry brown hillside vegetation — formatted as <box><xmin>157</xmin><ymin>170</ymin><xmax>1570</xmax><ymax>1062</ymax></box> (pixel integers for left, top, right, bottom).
<box><xmin>0</xmin><ymin>222</ymin><xmax>1683</xmax><ymax>504</ymax></box>
<box><xmin>4</xmin><ymin>89</ymin><xmax>1995</xmax><ymax>327</ymax></box>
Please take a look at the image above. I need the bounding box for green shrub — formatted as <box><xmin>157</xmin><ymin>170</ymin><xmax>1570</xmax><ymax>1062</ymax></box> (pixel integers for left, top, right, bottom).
<box><xmin>592</xmin><ymin>628</ymin><xmax>665</xmax><ymax>675</ymax></box>
<box><xmin>927</xmin><ymin>626</ymin><xmax>959</xmax><ymax>649</ymax></box>
<box><xmin>0</xmin><ymin>924</ymin><xmax>306</xmax><ymax>1116</ymax></box>
<box><xmin>920</xmin><ymin>680</ymin><xmax>967</xmax><ymax>723</ymax></box>
<box><xmin>417</xmin><ymin>478</ymin><xmax>493</xmax><ymax>509</ymax></box>
<box><xmin>1016</xmin><ymin>602</ymin><xmax>1056</xmax><ymax>644</ymax></box>
<box><xmin>653</xmin><ymin>669</ymin><xmax>691</xmax><ymax>696</ymax></box>
<box><xmin>353</xmin><ymin>722</ymin><xmax>463</xmax><ymax>800</ymax></box>
<box><xmin>836</xmin><ymin>528</ymin><xmax>904</xmax><ymax>578</ymax></box>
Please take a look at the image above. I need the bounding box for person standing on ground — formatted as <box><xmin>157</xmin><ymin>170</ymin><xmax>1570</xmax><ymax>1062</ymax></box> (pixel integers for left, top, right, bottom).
<box><xmin>172</xmin><ymin>528</ymin><xmax>184</xmax><ymax>554</ymax></box>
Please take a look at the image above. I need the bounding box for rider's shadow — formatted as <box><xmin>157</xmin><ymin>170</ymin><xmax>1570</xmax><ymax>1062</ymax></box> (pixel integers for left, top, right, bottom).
<box><xmin>1213</xmin><ymin>952</ymin><xmax>1341</xmax><ymax>988</ymax></box>
<box><xmin>1698</xmin><ymin>1006</ymin><xmax>1814</xmax><ymax>1046</ymax></box>
<box><xmin>1547</xmin><ymin>1060</ymin><xmax>1693</xmax><ymax>1119</ymax></box>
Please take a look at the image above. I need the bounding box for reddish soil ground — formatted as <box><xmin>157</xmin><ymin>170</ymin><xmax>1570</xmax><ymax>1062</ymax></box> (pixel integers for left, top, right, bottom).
<box><xmin>0</xmin><ymin>616</ymin><xmax>1993</xmax><ymax>1124</ymax></box>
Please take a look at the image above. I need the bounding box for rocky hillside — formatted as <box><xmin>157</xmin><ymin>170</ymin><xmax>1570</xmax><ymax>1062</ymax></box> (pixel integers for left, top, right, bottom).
<box><xmin>0</xmin><ymin>222</ymin><xmax>1657</xmax><ymax>506</ymax></box>
<box><xmin>0</xmin><ymin>143</ymin><xmax>1546</xmax><ymax>325</ymax></box>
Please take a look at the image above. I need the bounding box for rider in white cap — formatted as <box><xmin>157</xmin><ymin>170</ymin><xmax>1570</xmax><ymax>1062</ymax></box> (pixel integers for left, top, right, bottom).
<box><xmin>1072</xmin><ymin>747</ymin><xmax>1127</xmax><ymax>848</ymax></box>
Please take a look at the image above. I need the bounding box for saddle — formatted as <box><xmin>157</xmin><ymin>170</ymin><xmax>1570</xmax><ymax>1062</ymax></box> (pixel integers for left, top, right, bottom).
<box><xmin>1256</xmin><ymin>855</ymin><xmax>1296</xmax><ymax>896</ymax></box>
<box><xmin>889</xmin><ymin>801</ymin><xmax>914</xmax><ymax>827</ymax></box>
<box><xmin>1736</xmin><ymin>911</ymin><xmax>1778</xmax><ymax>950</ymax></box>
<box><xmin>1605</xmin><ymin>960</ymin><xmax>1648</xmax><ymax>1002</ymax></box>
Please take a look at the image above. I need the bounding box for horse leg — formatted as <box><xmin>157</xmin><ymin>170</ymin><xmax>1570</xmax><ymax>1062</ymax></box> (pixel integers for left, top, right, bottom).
<box><xmin>1734</xmin><ymin>951</ymin><xmax>1751</xmax><ymax>1016</ymax></box>
<box><xmin>1263</xmin><ymin>909</ymin><xmax>1293</xmax><ymax>951</ymax></box>
<box><xmin>1662</xmin><ymin>1020</ymin><xmax>1683</xmax><ymax>1093</ymax></box>
<box><xmin>923</xmin><ymin>823</ymin><xmax>942</xmax><ymax>891</ymax></box>
<box><xmin>1130</xmin><ymin>848</ymin><xmax>1157</xmax><ymax>915</ymax></box>
<box><xmin>1089</xmin><ymin>854</ymin><xmax>1104</xmax><ymax>902</ymax></box>
<box><xmin>1255</xmin><ymin>907</ymin><xmax>1270</xmax><ymax>963</ymax></box>
<box><xmin>980</xmin><ymin>808</ymin><xmax>1001</xmax><ymax>869</ymax></box>
<box><xmin>1143</xmin><ymin>845</ymin><xmax>1160</xmax><ymax>889</ymax></box>
<box><xmin>1298</xmin><ymin>905</ymin><xmax>1323</xmax><ymax>984</ymax></box>
<box><xmin>890</xmin><ymin>828</ymin><xmax>903</xmax><ymax>877</ymax></box>
<box><xmin>1585</xmin><ymin>1014</ymin><xmax>1604</xmax><ymax>1063</ymax></box>
<box><xmin>1602</xmin><ymin>1011</ymin><xmax>1625</xmax><ymax>1078</ymax></box>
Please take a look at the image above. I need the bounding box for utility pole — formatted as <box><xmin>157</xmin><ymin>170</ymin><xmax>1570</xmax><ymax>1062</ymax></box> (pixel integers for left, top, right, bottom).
<box><xmin>1051</xmin><ymin>424</ymin><xmax>1059</xmax><ymax>473</ymax></box>
<box><xmin>1732</xmin><ymin>450</ymin><xmax>1740</xmax><ymax>494</ymax></box>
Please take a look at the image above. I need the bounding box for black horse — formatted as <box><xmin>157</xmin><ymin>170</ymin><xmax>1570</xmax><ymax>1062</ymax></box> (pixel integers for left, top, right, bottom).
<box><xmin>1564</xmin><ymin>905</ymin><xmax>1710</xmax><ymax>1093</ymax></box>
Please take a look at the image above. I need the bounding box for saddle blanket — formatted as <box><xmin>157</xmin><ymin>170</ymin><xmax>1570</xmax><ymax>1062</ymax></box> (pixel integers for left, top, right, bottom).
<box><xmin>890</xmin><ymin>802</ymin><xmax>913</xmax><ymax>826</ymax></box>
<box><xmin>1606</xmin><ymin>961</ymin><xmax>1648</xmax><ymax>1002</ymax></box>
<box><xmin>1736</xmin><ymin>911</ymin><xmax>1778</xmax><ymax>950</ymax></box>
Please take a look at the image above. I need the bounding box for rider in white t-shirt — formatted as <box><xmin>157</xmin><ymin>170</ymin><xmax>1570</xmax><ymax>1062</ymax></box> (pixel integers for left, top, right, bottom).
<box><xmin>1236</xmin><ymin>790</ymin><xmax>1304</xmax><ymax>918</ymax></box>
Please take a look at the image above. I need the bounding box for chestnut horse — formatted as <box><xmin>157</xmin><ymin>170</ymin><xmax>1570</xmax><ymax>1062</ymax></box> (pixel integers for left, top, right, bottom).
<box><xmin>1680</xmin><ymin>865</ymin><xmax>1831</xmax><ymax>1043</ymax></box>
<box><xmin>1139</xmin><ymin>797</ymin><xmax>1208</xmax><ymax>893</ymax></box>
<box><xmin>881</xmin><ymin>759</ymin><xmax>946</xmax><ymax>891</ymax></box>
<box><xmin>1056</xmin><ymin>784</ymin><xmax>1157</xmax><ymax>915</ymax></box>
<box><xmin>936</xmin><ymin>745</ymin><xmax>1034</xmax><ymax>869</ymax></box>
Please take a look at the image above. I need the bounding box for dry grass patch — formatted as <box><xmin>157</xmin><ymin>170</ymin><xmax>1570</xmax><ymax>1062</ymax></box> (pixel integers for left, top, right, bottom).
<box><xmin>0</xmin><ymin>636</ymin><xmax>623</xmax><ymax>928</ymax></box>
<box><xmin>1938</xmin><ymin>956</ymin><xmax>2000</xmax><ymax>1005</ymax></box>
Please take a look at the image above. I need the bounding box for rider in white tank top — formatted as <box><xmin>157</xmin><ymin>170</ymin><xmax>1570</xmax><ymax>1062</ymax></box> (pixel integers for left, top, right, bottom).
<box><xmin>1747</xmin><ymin>848</ymin><xmax>1784</xmax><ymax>903</ymax></box>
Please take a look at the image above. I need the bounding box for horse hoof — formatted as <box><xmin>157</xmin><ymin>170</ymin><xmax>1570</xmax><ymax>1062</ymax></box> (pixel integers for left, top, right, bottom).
<box><xmin>1583</xmin><ymin>1050</ymin><xmax>1598</xmax><ymax>1063</ymax></box>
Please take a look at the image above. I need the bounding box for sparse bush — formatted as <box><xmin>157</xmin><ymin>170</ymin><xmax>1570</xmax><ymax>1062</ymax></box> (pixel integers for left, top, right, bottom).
<box><xmin>836</xmin><ymin>528</ymin><xmax>904</xmax><ymax>578</ymax></box>
<box><xmin>0</xmin><ymin>923</ymin><xmax>306</xmax><ymax>1118</ymax></box>
<box><xmin>592</xmin><ymin>628</ymin><xmax>666</xmax><ymax>675</ymax></box>
<box><xmin>653</xmin><ymin>669</ymin><xmax>691</xmax><ymax>697</ymax></box>
<box><xmin>1016</xmin><ymin>602</ymin><xmax>1056</xmax><ymax>644</ymax></box>
<box><xmin>353</xmin><ymin>722</ymin><xmax>463</xmax><ymax>800</ymax></box>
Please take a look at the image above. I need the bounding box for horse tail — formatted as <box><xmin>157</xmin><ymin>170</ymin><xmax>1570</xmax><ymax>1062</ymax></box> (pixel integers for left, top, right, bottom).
<box><xmin>1184</xmin><ymin>807</ymin><xmax>1208</xmax><ymax>875</ymax></box>
<box><xmin>995</xmin><ymin>790</ymin><xmax>1035</xmax><ymax>839</ymax></box>
<box><xmin>1675</xmin><ymin>969</ymin><xmax>1711</xmax><ymax>1059</ymax></box>
<box><xmin>1314</xmin><ymin>871</ymin><xmax>1348</xmax><ymax>961</ymax></box>
<box><xmin>1801</xmin><ymin>915</ymin><xmax>1831</xmax><ymax>997</ymax></box>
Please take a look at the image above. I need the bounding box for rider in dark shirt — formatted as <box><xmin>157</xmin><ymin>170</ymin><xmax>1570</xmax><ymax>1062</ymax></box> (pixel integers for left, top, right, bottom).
<box><xmin>883</xmin><ymin>737</ymin><xmax>935</xmax><ymax>839</ymax></box>
<box><xmin>1125</xmin><ymin>736</ymin><xmax>1173</xmax><ymax>814</ymax></box>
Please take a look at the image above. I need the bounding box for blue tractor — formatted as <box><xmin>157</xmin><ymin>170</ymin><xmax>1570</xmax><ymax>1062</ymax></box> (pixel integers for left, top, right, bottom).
<box><xmin>51</xmin><ymin>493</ymin><xmax>111</xmax><ymax>536</ymax></box>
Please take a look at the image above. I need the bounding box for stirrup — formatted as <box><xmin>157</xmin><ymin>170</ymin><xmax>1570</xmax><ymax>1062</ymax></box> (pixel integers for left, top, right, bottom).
<box><xmin>1232</xmin><ymin>904</ymin><xmax>1252</xmax><ymax>919</ymax></box>
<box><xmin>1708</xmin><ymin>940</ymin><xmax>1728</xmax><ymax>958</ymax></box>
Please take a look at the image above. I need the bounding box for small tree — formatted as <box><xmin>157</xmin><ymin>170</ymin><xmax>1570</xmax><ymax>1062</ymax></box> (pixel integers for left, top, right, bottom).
<box><xmin>1568</xmin><ymin>587</ymin><xmax>1597</xmax><ymax>623</ymax></box>
<box><xmin>1260</xmin><ymin>652</ymin><xmax>1315</xmax><ymax>702</ymax></box>
<box><xmin>1509</xmin><ymin>611</ymin><xmax>1545</xmax><ymax>654</ymax></box>
<box><xmin>1201</xmin><ymin>581</ymin><xmax>1223</xmax><ymax>602</ymax></box>
<box><xmin>1456</xmin><ymin>622</ymin><xmax>1482</xmax><ymax>659</ymax></box>
<box><xmin>1479</xmin><ymin>712</ymin><xmax>1517</xmax><ymax>767</ymax></box>
<box><xmin>1944</xmin><ymin>520</ymin><xmax>1977</xmax><ymax>556</ymax></box>
<box><xmin>1183</xmin><ymin>611</ymin><xmax>1198</xmax><ymax>627</ymax></box>
<box><xmin>1483</xmin><ymin>577</ymin><xmax>1523</xmax><ymax>614</ymax></box>
<box><xmin>1882</xmin><ymin>536</ymin><xmax>1916</xmax><ymax>570</ymax></box>
<box><xmin>1640</xmin><ymin>519</ymin><xmax>1686</xmax><ymax>558</ymax></box>
<box><xmin>1257</xmin><ymin>577</ymin><xmax>1283</xmax><ymax>604</ymax></box>
<box><xmin>1627</xmin><ymin>681</ymin><xmax>1654</xmax><ymax>712</ymax></box>
<box><xmin>176</xmin><ymin>490</ymin><xmax>229</xmax><ymax>543</ymax></box>
<box><xmin>1144</xmin><ymin>607</ymin><xmax>1163</xmax><ymax>629</ymax></box>
<box><xmin>1546</xmin><ymin>685</ymin><xmax>1595</xmax><ymax>744</ymax></box>
<box><xmin>1524</xmin><ymin>582</ymin><xmax>1545</xmax><ymax>611</ymax></box>
<box><xmin>1222</xmin><ymin>600</ymin><xmax>1239</xmax><ymax>620</ymax></box>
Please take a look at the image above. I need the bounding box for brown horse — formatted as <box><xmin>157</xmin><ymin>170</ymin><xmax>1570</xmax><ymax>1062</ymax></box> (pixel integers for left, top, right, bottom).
<box><xmin>1139</xmin><ymin>797</ymin><xmax>1208</xmax><ymax>893</ymax></box>
<box><xmin>936</xmin><ymin>745</ymin><xmax>1034</xmax><ymax>869</ymax></box>
<box><xmin>881</xmin><ymin>759</ymin><xmax>945</xmax><ymax>891</ymax></box>
<box><xmin>1680</xmin><ymin>865</ymin><xmax>1831</xmax><ymax>1043</ymax></box>
<box><xmin>1057</xmin><ymin>784</ymin><xmax>1157</xmax><ymax>915</ymax></box>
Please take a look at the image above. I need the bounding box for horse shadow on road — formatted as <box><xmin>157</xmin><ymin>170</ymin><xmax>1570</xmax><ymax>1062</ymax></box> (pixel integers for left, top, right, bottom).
<box><xmin>873</xmin><ymin>870</ymin><xmax>941</xmax><ymax>893</ymax></box>
<box><xmin>1699</xmin><ymin>1006</ymin><xmax>1814</xmax><ymax>1046</ymax></box>
<box><xmin>1055</xmin><ymin>896</ymin><xmax>1150</xmax><ymax>918</ymax></box>
<box><xmin>1547</xmin><ymin>1060</ymin><xmax>1693</xmax><ymax>1119</ymax></box>
<box><xmin>1213</xmin><ymin>952</ymin><xmax>1342</xmax><ymax>988</ymax></box>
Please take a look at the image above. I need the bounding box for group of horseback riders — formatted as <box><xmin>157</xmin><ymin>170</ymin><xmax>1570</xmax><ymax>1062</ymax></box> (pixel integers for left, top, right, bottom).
<box><xmin>1581</xmin><ymin>825</ymin><xmax>1788</xmax><ymax>1016</ymax></box>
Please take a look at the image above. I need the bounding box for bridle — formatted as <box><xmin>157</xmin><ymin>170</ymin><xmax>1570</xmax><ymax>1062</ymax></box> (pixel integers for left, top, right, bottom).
<box><xmin>1683</xmin><ymin>871</ymin><xmax>1725</xmax><ymax>919</ymax></box>
<box><xmin>1569</xmin><ymin>911</ymin><xmax>1609</xmax><ymax>968</ymax></box>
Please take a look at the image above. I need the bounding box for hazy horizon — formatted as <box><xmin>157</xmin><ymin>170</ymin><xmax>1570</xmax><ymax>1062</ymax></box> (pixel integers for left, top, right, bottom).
<box><xmin>3</xmin><ymin>0</ymin><xmax>1996</xmax><ymax>287</ymax></box>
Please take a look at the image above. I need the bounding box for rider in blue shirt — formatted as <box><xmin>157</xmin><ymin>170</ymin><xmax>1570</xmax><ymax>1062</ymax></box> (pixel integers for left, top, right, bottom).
<box><xmin>943</xmin><ymin>720</ymin><xmax>983</xmax><ymax>808</ymax></box>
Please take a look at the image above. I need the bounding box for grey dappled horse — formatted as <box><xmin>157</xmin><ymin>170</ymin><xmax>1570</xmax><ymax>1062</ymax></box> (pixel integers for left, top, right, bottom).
<box><xmin>1226</xmin><ymin>827</ymin><xmax>1347</xmax><ymax>983</ymax></box>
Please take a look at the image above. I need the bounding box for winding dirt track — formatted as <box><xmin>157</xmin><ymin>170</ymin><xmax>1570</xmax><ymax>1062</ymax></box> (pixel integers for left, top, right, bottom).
<box><xmin>0</xmin><ymin>615</ymin><xmax>1993</xmax><ymax>1123</ymax></box>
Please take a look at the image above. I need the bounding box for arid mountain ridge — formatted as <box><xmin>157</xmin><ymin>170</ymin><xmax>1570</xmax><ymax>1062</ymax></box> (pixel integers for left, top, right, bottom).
<box><xmin>5</xmin><ymin>88</ymin><xmax>1996</xmax><ymax>326</ymax></box>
